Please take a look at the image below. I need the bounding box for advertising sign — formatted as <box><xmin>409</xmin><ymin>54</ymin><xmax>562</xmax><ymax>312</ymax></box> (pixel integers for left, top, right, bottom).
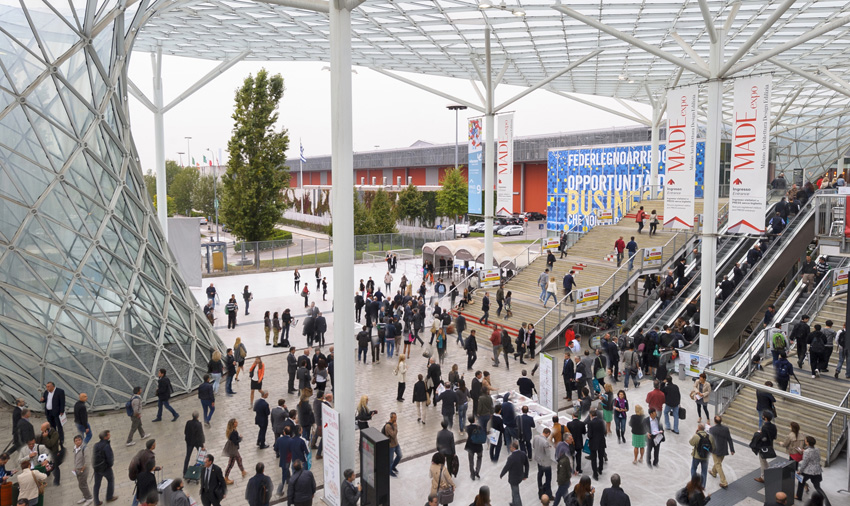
<box><xmin>496</xmin><ymin>113</ymin><xmax>514</xmax><ymax>216</ymax></box>
<box><xmin>833</xmin><ymin>267</ymin><xmax>849</xmax><ymax>295</ymax></box>
<box><xmin>480</xmin><ymin>268</ymin><xmax>501</xmax><ymax>287</ymax></box>
<box><xmin>321</xmin><ymin>404</ymin><xmax>341</xmax><ymax>506</ymax></box>
<box><xmin>468</xmin><ymin>118</ymin><xmax>483</xmax><ymax>214</ymax></box>
<box><xmin>644</xmin><ymin>246</ymin><xmax>663</xmax><ymax>267</ymax></box>
<box><xmin>576</xmin><ymin>286</ymin><xmax>599</xmax><ymax>311</ymax></box>
<box><xmin>664</xmin><ymin>85</ymin><xmax>699</xmax><ymax>229</ymax></box>
<box><xmin>728</xmin><ymin>75</ymin><xmax>772</xmax><ymax>233</ymax></box>
<box><xmin>546</xmin><ymin>142</ymin><xmax>705</xmax><ymax>233</ymax></box>
<box><xmin>680</xmin><ymin>350</ymin><xmax>711</xmax><ymax>378</ymax></box>
<box><xmin>543</xmin><ymin>238</ymin><xmax>561</xmax><ymax>250</ymax></box>
<box><xmin>538</xmin><ymin>352</ymin><xmax>556</xmax><ymax>412</ymax></box>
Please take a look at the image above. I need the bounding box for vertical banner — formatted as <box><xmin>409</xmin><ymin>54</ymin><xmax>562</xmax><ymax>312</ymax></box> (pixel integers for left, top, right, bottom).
<box><xmin>321</xmin><ymin>404</ymin><xmax>341</xmax><ymax>506</ymax></box>
<box><xmin>833</xmin><ymin>267</ymin><xmax>849</xmax><ymax>296</ymax></box>
<box><xmin>728</xmin><ymin>75</ymin><xmax>771</xmax><ymax>233</ymax></box>
<box><xmin>468</xmin><ymin>119</ymin><xmax>483</xmax><ymax>214</ymax></box>
<box><xmin>496</xmin><ymin>113</ymin><xmax>514</xmax><ymax>216</ymax></box>
<box><xmin>664</xmin><ymin>86</ymin><xmax>698</xmax><ymax>229</ymax></box>
<box><xmin>538</xmin><ymin>352</ymin><xmax>556</xmax><ymax>412</ymax></box>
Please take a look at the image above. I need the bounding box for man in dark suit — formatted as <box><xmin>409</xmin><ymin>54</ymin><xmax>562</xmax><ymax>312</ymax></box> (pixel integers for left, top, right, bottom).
<box><xmin>11</xmin><ymin>398</ymin><xmax>24</xmax><ymax>450</ymax></box>
<box><xmin>515</xmin><ymin>406</ymin><xmax>536</xmax><ymax>460</ymax></box>
<box><xmin>600</xmin><ymin>474</ymin><xmax>631</xmax><ymax>506</ymax></box>
<box><xmin>562</xmin><ymin>353</ymin><xmax>576</xmax><ymax>401</ymax></box>
<box><xmin>200</xmin><ymin>454</ymin><xmax>227</xmax><ymax>506</ymax></box>
<box><xmin>287</xmin><ymin>347</ymin><xmax>298</xmax><ymax>394</ymax></box>
<box><xmin>566</xmin><ymin>412</ymin><xmax>586</xmax><ymax>474</ymax></box>
<box><xmin>40</xmin><ymin>381</ymin><xmax>66</xmax><ymax>443</ymax></box>
<box><xmin>435</xmin><ymin>382</ymin><xmax>458</xmax><ymax>430</ymax></box>
<box><xmin>183</xmin><ymin>412</ymin><xmax>206</xmax><ymax>474</ymax></box>
<box><xmin>253</xmin><ymin>390</ymin><xmax>271</xmax><ymax>449</ymax></box>
<box><xmin>479</xmin><ymin>292</ymin><xmax>490</xmax><ymax>325</ymax></box>
<box><xmin>470</xmin><ymin>371</ymin><xmax>482</xmax><ymax>417</ymax></box>
<box><xmin>427</xmin><ymin>359</ymin><xmax>442</xmax><ymax>405</ymax></box>
<box><xmin>435</xmin><ymin>421</ymin><xmax>456</xmax><ymax>458</ymax></box>
<box><xmin>499</xmin><ymin>441</ymin><xmax>529</xmax><ymax>506</ymax></box>
<box><xmin>152</xmin><ymin>368</ymin><xmax>179</xmax><ymax>422</ymax></box>
<box><xmin>586</xmin><ymin>409</ymin><xmax>606</xmax><ymax>480</ymax></box>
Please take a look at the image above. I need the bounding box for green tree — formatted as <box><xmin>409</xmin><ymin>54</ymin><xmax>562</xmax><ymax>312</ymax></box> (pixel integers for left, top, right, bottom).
<box><xmin>422</xmin><ymin>192</ymin><xmax>438</xmax><ymax>227</ymax></box>
<box><xmin>143</xmin><ymin>171</ymin><xmax>156</xmax><ymax>202</ymax></box>
<box><xmin>436</xmin><ymin>167</ymin><xmax>468</xmax><ymax>224</ymax></box>
<box><xmin>170</xmin><ymin>168</ymin><xmax>199</xmax><ymax>215</ymax></box>
<box><xmin>192</xmin><ymin>174</ymin><xmax>217</xmax><ymax>220</ymax></box>
<box><xmin>220</xmin><ymin>69</ymin><xmax>290</xmax><ymax>241</ymax></box>
<box><xmin>152</xmin><ymin>194</ymin><xmax>176</xmax><ymax>217</ymax></box>
<box><xmin>395</xmin><ymin>184</ymin><xmax>426</xmax><ymax>225</ymax></box>
<box><xmin>165</xmin><ymin>160</ymin><xmax>182</xmax><ymax>189</ymax></box>
<box><xmin>369</xmin><ymin>188</ymin><xmax>397</xmax><ymax>234</ymax></box>
<box><xmin>353</xmin><ymin>190</ymin><xmax>375</xmax><ymax>235</ymax></box>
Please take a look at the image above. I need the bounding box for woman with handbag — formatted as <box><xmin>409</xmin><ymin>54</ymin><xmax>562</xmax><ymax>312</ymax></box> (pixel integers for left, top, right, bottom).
<box><xmin>233</xmin><ymin>337</ymin><xmax>247</xmax><ymax>380</ymax></box>
<box><xmin>526</xmin><ymin>323</ymin><xmax>537</xmax><ymax>359</ymax></box>
<box><xmin>783</xmin><ymin>421</ymin><xmax>806</xmax><ymax>470</ymax></box>
<box><xmin>690</xmin><ymin>373</ymin><xmax>712</xmax><ymax>422</ymax></box>
<box><xmin>356</xmin><ymin>396</ymin><xmax>376</xmax><ymax>429</ymax></box>
<box><xmin>514</xmin><ymin>324</ymin><xmax>527</xmax><ymax>364</ymax></box>
<box><xmin>629</xmin><ymin>404</ymin><xmax>647</xmax><ymax>464</ymax></box>
<box><xmin>16</xmin><ymin>459</ymin><xmax>47</xmax><ymax>506</ymax></box>
<box><xmin>249</xmin><ymin>357</ymin><xmax>265</xmax><ymax>408</ymax></box>
<box><xmin>429</xmin><ymin>452</ymin><xmax>455</xmax><ymax>506</ymax></box>
<box><xmin>795</xmin><ymin>436</ymin><xmax>832</xmax><ymax>505</ymax></box>
<box><xmin>222</xmin><ymin>418</ymin><xmax>247</xmax><ymax>484</ymax></box>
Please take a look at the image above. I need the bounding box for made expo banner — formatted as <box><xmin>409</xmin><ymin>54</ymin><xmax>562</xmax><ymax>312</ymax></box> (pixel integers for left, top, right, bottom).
<box><xmin>546</xmin><ymin>142</ymin><xmax>705</xmax><ymax>232</ymax></box>
<box><xmin>468</xmin><ymin>118</ymin><xmax>483</xmax><ymax>214</ymax></box>
<box><xmin>728</xmin><ymin>75</ymin><xmax>772</xmax><ymax>234</ymax></box>
<box><xmin>664</xmin><ymin>85</ymin><xmax>699</xmax><ymax>229</ymax></box>
<box><xmin>496</xmin><ymin>113</ymin><xmax>514</xmax><ymax>216</ymax></box>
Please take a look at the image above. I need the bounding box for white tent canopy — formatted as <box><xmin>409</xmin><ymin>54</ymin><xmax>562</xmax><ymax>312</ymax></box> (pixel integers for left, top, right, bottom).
<box><xmin>423</xmin><ymin>238</ymin><xmax>535</xmax><ymax>270</ymax></box>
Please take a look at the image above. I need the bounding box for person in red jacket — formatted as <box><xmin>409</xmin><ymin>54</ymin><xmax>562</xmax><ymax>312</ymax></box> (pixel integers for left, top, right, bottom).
<box><xmin>636</xmin><ymin>206</ymin><xmax>646</xmax><ymax>234</ymax></box>
<box><xmin>645</xmin><ymin>380</ymin><xmax>666</xmax><ymax>414</ymax></box>
<box><xmin>490</xmin><ymin>326</ymin><xmax>503</xmax><ymax>367</ymax></box>
<box><xmin>614</xmin><ymin>237</ymin><xmax>626</xmax><ymax>267</ymax></box>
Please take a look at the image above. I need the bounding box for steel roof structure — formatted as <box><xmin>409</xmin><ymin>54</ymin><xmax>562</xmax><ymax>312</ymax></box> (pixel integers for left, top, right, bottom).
<box><xmin>130</xmin><ymin>0</ymin><xmax>850</xmax><ymax>174</ymax></box>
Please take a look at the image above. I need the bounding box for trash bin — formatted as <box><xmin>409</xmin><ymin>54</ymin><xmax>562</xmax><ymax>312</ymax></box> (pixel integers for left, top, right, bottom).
<box><xmin>212</xmin><ymin>251</ymin><xmax>224</xmax><ymax>271</ymax></box>
<box><xmin>764</xmin><ymin>458</ymin><xmax>796</xmax><ymax>505</ymax></box>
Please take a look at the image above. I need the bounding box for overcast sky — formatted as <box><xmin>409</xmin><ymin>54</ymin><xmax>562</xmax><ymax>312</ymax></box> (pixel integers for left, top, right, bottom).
<box><xmin>127</xmin><ymin>54</ymin><xmax>652</xmax><ymax>172</ymax></box>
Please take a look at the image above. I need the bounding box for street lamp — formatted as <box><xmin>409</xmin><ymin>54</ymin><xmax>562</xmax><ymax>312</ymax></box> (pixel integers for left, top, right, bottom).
<box><xmin>185</xmin><ymin>136</ymin><xmax>193</xmax><ymax>173</ymax></box>
<box><xmin>208</xmin><ymin>148</ymin><xmax>219</xmax><ymax>242</ymax></box>
<box><xmin>447</xmin><ymin>104</ymin><xmax>467</xmax><ymax>239</ymax></box>
<box><xmin>177</xmin><ymin>151</ymin><xmax>185</xmax><ymax>168</ymax></box>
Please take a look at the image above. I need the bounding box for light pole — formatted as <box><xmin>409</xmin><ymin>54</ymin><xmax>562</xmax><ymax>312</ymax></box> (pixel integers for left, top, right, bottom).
<box><xmin>185</xmin><ymin>136</ymin><xmax>192</xmax><ymax>173</ymax></box>
<box><xmin>177</xmin><ymin>151</ymin><xmax>184</xmax><ymax>168</ymax></box>
<box><xmin>447</xmin><ymin>104</ymin><xmax>467</xmax><ymax>238</ymax></box>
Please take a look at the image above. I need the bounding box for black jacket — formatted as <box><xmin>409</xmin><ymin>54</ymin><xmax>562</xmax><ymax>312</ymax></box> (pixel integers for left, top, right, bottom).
<box><xmin>287</xmin><ymin>353</ymin><xmax>298</xmax><ymax>373</ymax></box>
<box><xmin>73</xmin><ymin>400</ymin><xmax>88</xmax><ymax>427</ymax></box>
<box><xmin>200</xmin><ymin>464</ymin><xmax>227</xmax><ymax>503</ymax></box>
<box><xmin>184</xmin><ymin>419</ymin><xmax>205</xmax><ymax>448</ymax></box>
<box><xmin>254</xmin><ymin>399</ymin><xmax>271</xmax><ymax>425</ymax></box>
<box><xmin>587</xmin><ymin>416</ymin><xmax>607</xmax><ymax>451</ymax></box>
<box><xmin>41</xmin><ymin>388</ymin><xmax>65</xmax><ymax>416</ymax></box>
<box><xmin>93</xmin><ymin>439</ymin><xmax>114</xmax><ymax>472</ymax></box>
<box><xmin>16</xmin><ymin>418</ymin><xmax>35</xmax><ymax>446</ymax></box>
<box><xmin>500</xmin><ymin>449</ymin><xmax>529</xmax><ymax>485</ymax></box>
<box><xmin>341</xmin><ymin>479</ymin><xmax>361</xmax><ymax>506</ymax></box>
<box><xmin>412</xmin><ymin>381</ymin><xmax>427</xmax><ymax>402</ymax></box>
<box><xmin>198</xmin><ymin>381</ymin><xmax>214</xmax><ymax>401</ymax></box>
<box><xmin>436</xmin><ymin>429</ymin><xmax>455</xmax><ymax>456</ymax></box>
<box><xmin>245</xmin><ymin>473</ymin><xmax>273</xmax><ymax>506</ymax></box>
<box><xmin>156</xmin><ymin>376</ymin><xmax>173</xmax><ymax>401</ymax></box>
<box><xmin>600</xmin><ymin>486</ymin><xmax>631</xmax><ymax>506</ymax></box>
<box><xmin>288</xmin><ymin>469</ymin><xmax>316</xmax><ymax>504</ymax></box>
<box><xmin>435</xmin><ymin>390</ymin><xmax>458</xmax><ymax>416</ymax></box>
<box><xmin>567</xmin><ymin>418</ymin><xmax>586</xmax><ymax>447</ymax></box>
<box><xmin>662</xmin><ymin>382</ymin><xmax>681</xmax><ymax>407</ymax></box>
<box><xmin>136</xmin><ymin>470</ymin><xmax>157</xmax><ymax>501</ymax></box>
<box><xmin>428</xmin><ymin>363</ymin><xmax>442</xmax><ymax>385</ymax></box>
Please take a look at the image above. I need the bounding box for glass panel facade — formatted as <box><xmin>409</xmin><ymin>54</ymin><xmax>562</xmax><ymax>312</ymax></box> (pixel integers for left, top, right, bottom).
<box><xmin>0</xmin><ymin>2</ymin><xmax>221</xmax><ymax>411</ymax></box>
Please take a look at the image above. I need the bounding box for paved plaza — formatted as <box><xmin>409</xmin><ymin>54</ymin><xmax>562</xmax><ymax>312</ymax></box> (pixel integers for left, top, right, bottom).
<box><xmin>4</xmin><ymin>260</ymin><xmax>848</xmax><ymax>505</ymax></box>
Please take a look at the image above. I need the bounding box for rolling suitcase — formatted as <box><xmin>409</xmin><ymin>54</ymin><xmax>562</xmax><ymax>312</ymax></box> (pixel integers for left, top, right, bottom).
<box><xmin>184</xmin><ymin>449</ymin><xmax>206</xmax><ymax>483</ymax></box>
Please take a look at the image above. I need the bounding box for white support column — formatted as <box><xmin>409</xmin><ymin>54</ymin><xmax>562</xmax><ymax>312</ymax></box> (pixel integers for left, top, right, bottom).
<box><xmin>839</xmin><ymin>148</ymin><xmax>845</xmax><ymax>177</ymax></box>
<box><xmin>650</xmin><ymin>106</ymin><xmax>661</xmax><ymax>191</ymax></box>
<box><xmin>699</xmin><ymin>28</ymin><xmax>725</xmax><ymax>359</ymax></box>
<box><xmin>152</xmin><ymin>46</ymin><xmax>167</xmax><ymax>238</ymax></box>
<box><xmin>329</xmin><ymin>0</ymin><xmax>356</xmax><ymax>473</ymax></box>
<box><xmin>483</xmin><ymin>27</ymin><xmax>495</xmax><ymax>269</ymax></box>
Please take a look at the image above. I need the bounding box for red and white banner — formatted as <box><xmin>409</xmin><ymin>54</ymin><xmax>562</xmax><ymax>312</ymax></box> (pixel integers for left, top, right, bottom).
<box><xmin>496</xmin><ymin>113</ymin><xmax>514</xmax><ymax>216</ymax></box>
<box><xmin>728</xmin><ymin>75</ymin><xmax>772</xmax><ymax>233</ymax></box>
<box><xmin>663</xmin><ymin>86</ymin><xmax>698</xmax><ymax>229</ymax></box>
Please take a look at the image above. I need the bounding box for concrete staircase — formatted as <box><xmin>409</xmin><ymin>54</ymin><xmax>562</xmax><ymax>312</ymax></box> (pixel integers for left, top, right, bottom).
<box><xmin>719</xmin><ymin>296</ymin><xmax>850</xmax><ymax>465</ymax></box>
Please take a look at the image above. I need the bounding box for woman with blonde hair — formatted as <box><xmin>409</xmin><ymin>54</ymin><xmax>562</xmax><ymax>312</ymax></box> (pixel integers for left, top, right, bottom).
<box><xmin>249</xmin><ymin>357</ymin><xmax>265</xmax><ymax>408</ymax></box>
<box><xmin>543</xmin><ymin>276</ymin><xmax>557</xmax><ymax>307</ymax></box>
<box><xmin>356</xmin><ymin>395</ymin><xmax>376</xmax><ymax>429</ymax></box>
<box><xmin>629</xmin><ymin>404</ymin><xmax>647</xmax><ymax>464</ymax></box>
<box><xmin>207</xmin><ymin>350</ymin><xmax>223</xmax><ymax>393</ymax></box>
<box><xmin>233</xmin><ymin>337</ymin><xmax>247</xmax><ymax>380</ymax></box>
<box><xmin>222</xmin><ymin>418</ymin><xmax>246</xmax><ymax>484</ymax></box>
<box><xmin>394</xmin><ymin>354</ymin><xmax>408</xmax><ymax>401</ymax></box>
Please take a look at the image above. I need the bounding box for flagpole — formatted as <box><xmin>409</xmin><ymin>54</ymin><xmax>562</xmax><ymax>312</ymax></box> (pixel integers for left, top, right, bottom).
<box><xmin>300</xmin><ymin>139</ymin><xmax>304</xmax><ymax>215</ymax></box>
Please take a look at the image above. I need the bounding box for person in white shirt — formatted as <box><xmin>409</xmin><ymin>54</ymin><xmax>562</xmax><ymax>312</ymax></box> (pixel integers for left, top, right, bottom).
<box><xmin>644</xmin><ymin>408</ymin><xmax>664</xmax><ymax>467</ymax></box>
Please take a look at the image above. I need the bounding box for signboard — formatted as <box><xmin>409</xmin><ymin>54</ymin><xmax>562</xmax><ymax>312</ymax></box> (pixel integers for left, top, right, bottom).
<box><xmin>644</xmin><ymin>246</ymin><xmax>663</xmax><ymax>267</ymax></box>
<box><xmin>496</xmin><ymin>113</ymin><xmax>514</xmax><ymax>216</ymax></box>
<box><xmin>679</xmin><ymin>350</ymin><xmax>711</xmax><ymax>378</ymax></box>
<box><xmin>542</xmin><ymin>238</ymin><xmax>561</xmax><ymax>250</ymax></box>
<box><xmin>468</xmin><ymin>118</ymin><xmax>483</xmax><ymax>214</ymax></box>
<box><xmin>538</xmin><ymin>352</ymin><xmax>556</xmax><ymax>412</ymax></box>
<box><xmin>728</xmin><ymin>75</ymin><xmax>772</xmax><ymax>234</ymax></box>
<box><xmin>546</xmin><ymin>142</ymin><xmax>705</xmax><ymax>232</ymax></box>
<box><xmin>576</xmin><ymin>286</ymin><xmax>599</xmax><ymax>311</ymax></box>
<box><xmin>321</xmin><ymin>404</ymin><xmax>341</xmax><ymax>506</ymax></box>
<box><xmin>480</xmin><ymin>268</ymin><xmax>501</xmax><ymax>287</ymax></box>
<box><xmin>664</xmin><ymin>85</ymin><xmax>699</xmax><ymax>229</ymax></box>
<box><xmin>833</xmin><ymin>267</ymin><xmax>849</xmax><ymax>295</ymax></box>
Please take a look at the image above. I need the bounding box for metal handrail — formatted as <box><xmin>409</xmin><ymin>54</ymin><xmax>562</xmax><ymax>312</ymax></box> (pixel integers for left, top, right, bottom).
<box><xmin>826</xmin><ymin>388</ymin><xmax>850</xmax><ymax>465</ymax></box>
<box><xmin>706</xmin><ymin>370</ymin><xmax>850</xmax><ymax>416</ymax></box>
<box><xmin>535</xmin><ymin>228</ymin><xmax>697</xmax><ymax>346</ymax></box>
<box><xmin>503</xmin><ymin>237</ymin><xmax>543</xmax><ymax>276</ymax></box>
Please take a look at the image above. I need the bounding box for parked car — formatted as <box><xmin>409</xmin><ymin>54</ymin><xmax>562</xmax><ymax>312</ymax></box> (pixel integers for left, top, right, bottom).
<box><xmin>443</xmin><ymin>223</ymin><xmax>470</xmax><ymax>237</ymax></box>
<box><xmin>470</xmin><ymin>222</ymin><xmax>487</xmax><ymax>233</ymax></box>
<box><xmin>527</xmin><ymin>212</ymin><xmax>546</xmax><ymax>221</ymax></box>
<box><xmin>497</xmin><ymin>225</ymin><xmax>524</xmax><ymax>236</ymax></box>
<box><xmin>199</xmin><ymin>217</ymin><xmax>208</xmax><ymax>225</ymax></box>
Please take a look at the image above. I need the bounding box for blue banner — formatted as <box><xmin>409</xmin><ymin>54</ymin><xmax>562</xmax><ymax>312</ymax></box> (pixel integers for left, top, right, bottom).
<box><xmin>546</xmin><ymin>142</ymin><xmax>705</xmax><ymax>232</ymax></box>
<box><xmin>468</xmin><ymin>119</ymin><xmax>483</xmax><ymax>214</ymax></box>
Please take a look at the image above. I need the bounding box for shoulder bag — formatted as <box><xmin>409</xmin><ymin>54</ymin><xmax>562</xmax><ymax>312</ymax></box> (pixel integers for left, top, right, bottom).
<box><xmin>437</xmin><ymin>465</ymin><xmax>454</xmax><ymax>504</ymax></box>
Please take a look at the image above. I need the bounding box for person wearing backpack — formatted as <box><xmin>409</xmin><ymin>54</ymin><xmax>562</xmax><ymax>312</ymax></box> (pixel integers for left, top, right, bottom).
<box><xmin>689</xmin><ymin>423</ymin><xmax>714</xmax><ymax>488</ymax></box>
<box><xmin>125</xmin><ymin>386</ymin><xmax>150</xmax><ymax>447</ymax></box>
<box><xmin>465</xmin><ymin>416</ymin><xmax>485</xmax><ymax>481</ymax></box>
<box><xmin>92</xmin><ymin>430</ymin><xmax>118</xmax><ymax>505</ymax></box>
<box><xmin>774</xmin><ymin>352</ymin><xmax>796</xmax><ymax>392</ymax></box>
<box><xmin>770</xmin><ymin>323</ymin><xmax>787</xmax><ymax>367</ymax></box>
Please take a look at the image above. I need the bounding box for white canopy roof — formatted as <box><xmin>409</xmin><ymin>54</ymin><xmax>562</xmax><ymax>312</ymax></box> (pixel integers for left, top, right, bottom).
<box><xmin>423</xmin><ymin>238</ymin><xmax>534</xmax><ymax>269</ymax></box>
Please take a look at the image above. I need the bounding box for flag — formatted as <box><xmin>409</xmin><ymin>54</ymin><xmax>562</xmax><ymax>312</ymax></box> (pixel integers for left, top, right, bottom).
<box><xmin>300</xmin><ymin>141</ymin><xmax>306</xmax><ymax>163</ymax></box>
<box><xmin>192</xmin><ymin>157</ymin><xmax>196</xmax><ymax>165</ymax></box>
